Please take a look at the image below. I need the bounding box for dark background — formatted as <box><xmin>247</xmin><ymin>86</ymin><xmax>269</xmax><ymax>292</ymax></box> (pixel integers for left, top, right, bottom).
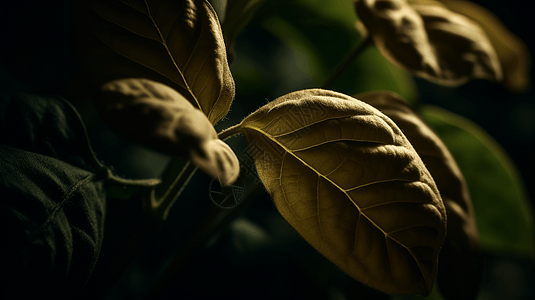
<box><xmin>1</xmin><ymin>1</ymin><xmax>533</xmax><ymax>299</ymax></box>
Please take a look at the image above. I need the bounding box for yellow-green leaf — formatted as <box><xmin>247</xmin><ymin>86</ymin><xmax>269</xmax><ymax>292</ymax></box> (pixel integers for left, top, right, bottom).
<box><xmin>354</xmin><ymin>0</ymin><xmax>502</xmax><ymax>86</ymax></box>
<box><xmin>238</xmin><ymin>89</ymin><xmax>446</xmax><ymax>295</ymax></box>
<box><xmin>358</xmin><ymin>91</ymin><xmax>482</xmax><ymax>300</ymax></box>
<box><xmin>75</xmin><ymin>0</ymin><xmax>235</xmax><ymax>124</ymax></box>
<box><xmin>441</xmin><ymin>0</ymin><xmax>531</xmax><ymax>93</ymax></box>
<box><xmin>98</xmin><ymin>78</ymin><xmax>239</xmax><ymax>184</ymax></box>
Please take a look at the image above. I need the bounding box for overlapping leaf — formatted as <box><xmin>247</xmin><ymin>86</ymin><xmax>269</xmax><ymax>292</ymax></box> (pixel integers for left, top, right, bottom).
<box><xmin>354</xmin><ymin>0</ymin><xmax>502</xmax><ymax>86</ymax></box>
<box><xmin>238</xmin><ymin>89</ymin><xmax>446</xmax><ymax>295</ymax></box>
<box><xmin>98</xmin><ymin>78</ymin><xmax>239</xmax><ymax>184</ymax></box>
<box><xmin>0</xmin><ymin>80</ymin><xmax>108</xmax><ymax>298</ymax></box>
<box><xmin>75</xmin><ymin>0</ymin><xmax>235</xmax><ymax>124</ymax></box>
<box><xmin>420</xmin><ymin>106</ymin><xmax>535</xmax><ymax>259</ymax></box>
<box><xmin>358</xmin><ymin>91</ymin><xmax>482</xmax><ymax>300</ymax></box>
<box><xmin>440</xmin><ymin>0</ymin><xmax>531</xmax><ymax>93</ymax></box>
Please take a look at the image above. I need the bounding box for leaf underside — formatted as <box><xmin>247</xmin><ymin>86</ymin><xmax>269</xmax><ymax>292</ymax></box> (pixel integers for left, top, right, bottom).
<box><xmin>76</xmin><ymin>0</ymin><xmax>235</xmax><ymax>124</ymax></box>
<box><xmin>240</xmin><ymin>89</ymin><xmax>446</xmax><ymax>295</ymax></box>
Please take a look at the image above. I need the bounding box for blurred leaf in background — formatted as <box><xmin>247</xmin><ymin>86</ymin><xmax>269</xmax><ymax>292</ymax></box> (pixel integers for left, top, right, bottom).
<box><xmin>420</xmin><ymin>106</ymin><xmax>534</xmax><ymax>258</ymax></box>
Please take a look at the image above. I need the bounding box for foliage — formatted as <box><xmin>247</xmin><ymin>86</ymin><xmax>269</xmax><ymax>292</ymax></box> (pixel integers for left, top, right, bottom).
<box><xmin>0</xmin><ymin>0</ymin><xmax>533</xmax><ymax>299</ymax></box>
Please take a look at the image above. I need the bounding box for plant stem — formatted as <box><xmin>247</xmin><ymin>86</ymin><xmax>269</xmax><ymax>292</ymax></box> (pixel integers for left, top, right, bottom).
<box><xmin>218</xmin><ymin>122</ymin><xmax>243</xmax><ymax>140</ymax></box>
<box><xmin>152</xmin><ymin>160</ymin><xmax>198</xmax><ymax>221</ymax></box>
<box><xmin>143</xmin><ymin>182</ymin><xmax>264</xmax><ymax>300</ymax></box>
<box><xmin>322</xmin><ymin>35</ymin><xmax>373</xmax><ymax>89</ymax></box>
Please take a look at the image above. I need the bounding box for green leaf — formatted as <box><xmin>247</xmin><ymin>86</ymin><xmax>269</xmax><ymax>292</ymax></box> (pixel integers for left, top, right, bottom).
<box><xmin>358</xmin><ymin>91</ymin><xmax>482</xmax><ymax>300</ymax></box>
<box><xmin>0</xmin><ymin>85</ymin><xmax>102</xmax><ymax>172</ymax></box>
<box><xmin>355</xmin><ymin>0</ymin><xmax>502</xmax><ymax>86</ymax></box>
<box><xmin>75</xmin><ymin>0</ymin><xmax>235</xmax><ymax>124</ymax></box>
<box><xmin>0</xmin><ymin>78</ymin><xmax>108</xmax><ymax>297</ymax></box>
<box><xmin>98</xmin><ymin>78</ymin><xmax>239</xmax><ymax>184</ymax></box>
<box><xmin>0</xmin><ymin>145</ymin><xmax>107</xmax><ymax>298</ymax></box>
<box><xmin>420</xmin><ymin>105</ymin><xmax>535</xmax><ymax>258</ymax></box>
<box><xmin>238</xmin><ymin>89</ymin><xmax>446</xmax><ymax>295</ymax></box>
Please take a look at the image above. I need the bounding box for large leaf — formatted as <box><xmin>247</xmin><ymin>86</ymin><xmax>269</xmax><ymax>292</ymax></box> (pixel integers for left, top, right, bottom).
<box><xmin>75</xmin><ymin>0</ymin><xmax>235</xmax><ymax>124</ymax></box>
<box><xmin>420</xmin><ymin>105</ymin><xmax>535</xmax><ymax>258</ymax></box>
<box><xmin>97</xmin><ymin>78</ymin><xmax>239</xmax><ymax>184</ymax></box>
<box><xmin>441</xmin><ymin>0</ymin><xmax>531</xmax><ymax>93</ymax></box>
<box><xmin>0</xmin><ymin>77</ymin><xmax>108</xmax><ymax>298</ymax></box>
<box><xmin>238</xmin><ymin>89</ymin><xmax>446</xmax><ymax>295</ymax></box>
<box><xmin>358</xmin><ymin>91</ymin><xmax>482</xmax><ymax>300</ymax></box>
<box><xmin>354</xmin><ymin>0</ymin><xmax>502</xmax><ymax>86</ymax></box>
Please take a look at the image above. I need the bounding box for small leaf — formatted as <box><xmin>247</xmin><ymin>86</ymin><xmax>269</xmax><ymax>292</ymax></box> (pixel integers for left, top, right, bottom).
<box><xmin>354</xmin><ymin>0</ymin><xmax>502</xmax><ymax>86</ymax></box>
<box><xmin>440</xmin><ymin>0</ymin><xmax>531</xmax><ymax>93</ymax></box>
<box><xmin>358</xmin><ymin>91</ymin><xmax>482</xmax><ymax>300</ymax></box>
<box><xmin>75</xmin><ymin>0</ymin><xmax>235</xmax><ymax>124</ymax></box>
<box><xmin>420</xmin><ymin>105</ymin><xmax>535</xmax><ymax>258</ymax></box>
<box><xmin>238</xmin><ymin>89</ymin><xmax>446</xmax><ymax>295</ymax></box>
<box><xmin>221</xmin><ymin>0</ymin><xmax>267</xmax><ymax>62</ymax></box>
<box><xmin>97</xmin><ymin>78</ymin><xmax>239</xmax><ymax>184</ymax></box>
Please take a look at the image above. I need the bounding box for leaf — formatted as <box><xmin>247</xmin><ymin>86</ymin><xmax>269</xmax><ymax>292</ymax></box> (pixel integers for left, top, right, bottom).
<box><xmin>0</xmin><ymin>80</ymin><xmax>103</xmax><ymax>172</ymax></box>
<box><xmin>75</xmin><ymin>0</ymin><xmax>235</xmax><ymax>124</ymax></box>
<box><xmin>0</xmin><ymin>77</ymin><xmax>108</xmax><ymax>298</ymax></box>
<box><xmin>221</xmin><ymin>0</ymin><xmax>267</xmax><ymax>63</ymax></box>
<box><xmin>238</xmin><ymin>88</ymin><xmax>446</xmax><ymax>295</ymax></box>
<box><xmin>419</xmin><ymin>106</ymin><xmax>535</xmax><ymax>258</ymax></box>
<box><xmin>98</xmin><ymin>78</ymin><xmax>239</xmax><ymax>184</ymax></box>
<box><xmin>354</xmin><ymin>0</ymin><xmax>502</xmax><ymax>86</ymax></box>
<box><xmin>358</xmin><ymin>91</ymin><xmax>482</xmax><ymax>300</ymax></box>
<box><xmin>440</xmin><ymin>0</ymin><xmax>531</xmax><ymax>93</ymax></box>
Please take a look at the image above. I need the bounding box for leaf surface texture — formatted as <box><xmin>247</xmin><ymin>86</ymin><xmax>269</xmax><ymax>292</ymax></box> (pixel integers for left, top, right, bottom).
<box><xmin>355</xmin><ymin>0</ymin><xmax>502</xmax><ymax>85</ymax></box>
<box><xmin>358</xmin><ymin>91</ymin><xmax>482</xmax><ymax>300</ymax></box>
<box><xmin>239</xmin><ymin>89</ymin><xmax>446</xmax><ymax>295</ymax></box>
<box><xmin>76</xmin><ymin>0</ymin><xmax>235</xmax><ymax>124</ymax></box>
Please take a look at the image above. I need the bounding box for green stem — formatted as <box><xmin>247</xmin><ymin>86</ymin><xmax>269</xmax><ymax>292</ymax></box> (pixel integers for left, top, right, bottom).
<box><xmin>322</xmin><ymin>35</ymin><xmax>373</xmax><ymax>89</ymax></box>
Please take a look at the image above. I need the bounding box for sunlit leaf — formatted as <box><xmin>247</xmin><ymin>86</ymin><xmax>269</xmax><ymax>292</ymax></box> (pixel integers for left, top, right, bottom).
<box><xmin>359</xmin><ymin>91</ymin><xmax>482</xmax><ymax>300</ymax></box>
<box><xmin>221</xmin><ymin>0</ymin><xmax>267</xmax><ymax>63</ymax></box>
<box><xmin>238</xmin><ymin>88</ymin><xmax>446</xmax><ymax>295</ymax></box>
<box><xmin>420</xmin><ymin>106</ymin><xmax>535</xmax><ymax>258</ymax></box>
<box><xmin>441</xmin><ymin>0</ymin><xmax>531</xmax><ymax>93</ymax></box>
<box><xmin>75</xmin><ymin>0</ymin><xmax>235</xmax><ymax>124</ymax></box>
<box><xmin>354</xmin><ymin>0</ymin><xmax>502</xmax><ymax>86</ymax></box>
<box><xmin>98</xmin><ymin>78</ymin><xmax>239</xmax><ymax>184</ymax></box>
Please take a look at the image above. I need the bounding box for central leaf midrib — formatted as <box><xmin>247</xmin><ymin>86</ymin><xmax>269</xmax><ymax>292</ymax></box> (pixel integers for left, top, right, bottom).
<box><xmin>244</xmin><ymin>125</ymin><xmax>429</xmax><ymax>285</ymax></box>
<box><xmin>144</xmin><ymin>0</ymin><xmax>202</xmax><ymax>111</ymax></box>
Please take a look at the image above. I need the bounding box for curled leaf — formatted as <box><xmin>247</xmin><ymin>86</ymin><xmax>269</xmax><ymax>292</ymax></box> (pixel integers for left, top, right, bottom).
<box><xmin>358</xmin><ymin>91</ymin><xmax>482</xmax><ymax>300</ymax></box>
<box><xmin>354</xmin><ymin>0</ymin><xmax>502</xmax><ymax>85</ymax></box>
<box><xmin>238</xmin><ymin>89</ymin><xmax>446</xmax><ymax>295</ymax></box>
<box><xmin>97</xmin><ymin>78</ymin><xmax>239</xmax><ymax>184</ymax></box>
<box><xmin>441</xmin><ymin>0</ymin><xmax>531</xmax><ymax>93</ymax></box>
<box><xmin>75</xmin><ymin>0</ymin><xmax>235</xmax><ymax>124</ymax></box>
